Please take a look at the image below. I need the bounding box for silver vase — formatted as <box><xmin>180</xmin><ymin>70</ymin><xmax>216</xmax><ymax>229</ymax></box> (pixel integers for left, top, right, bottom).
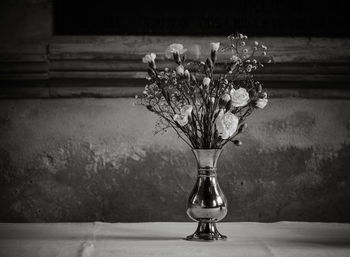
<box><xmin>186</xmin><ymin>149</ymin><xmax>228</xmax><ymax>240</ymax></box>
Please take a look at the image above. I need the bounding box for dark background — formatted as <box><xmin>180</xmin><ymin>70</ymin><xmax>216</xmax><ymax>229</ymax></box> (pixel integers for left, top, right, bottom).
<box><xmin>54</xmin><ymin>0</ymin><xmax>350</xmax><ymax>36</ymax></box>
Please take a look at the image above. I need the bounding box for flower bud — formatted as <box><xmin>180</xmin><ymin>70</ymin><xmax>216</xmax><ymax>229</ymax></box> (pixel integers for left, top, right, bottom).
<box><xmin>219</xmin><ymin>93</ymin><xmax>231</xmax><ymax>108</ymax></box>
<box><xmin>225</xmin><ymin>100</ymin><xmax>232</xmax><ymax>111</ymax></box>
<box><xmin>233</xmin><ymin>140</ymin><xmax>242</xmax><ymax>146</ymax></box>
<box><xmin>210</xmin><ymin>42</ymin><xmax>220</xmax><ymax>63</ymax></box>
<box><xmin>173</xmin><ymin>52</ymin><xmax>181</xmax><ymax>65</ymax></box>
<box><xmin>257</xmin><ymin>84</ymin><xmax>262</xmax><ymax>93</ymax></box>
<box><xmin>203</xmin><ymin>77</ymin><xmax>211</xmax><ymax>87</ymax></box>
<box><xmin>190</xmin><ymin>74</ymin><xmax>196</xmax><ymax>82</ymax></box>
<box><xmin>184</xmin><ymin>69</ymin><xmax>190</xmax><ymax>81</ymax></box>
<box><xmin>147</xmin><ymin>68</ymin><xmax>155</xmax><ymax>77</ymax></box>
<box><xmin>238</xmin><ymin>123</ymin><xmax>248</xmax><ymax>133</ymax></box>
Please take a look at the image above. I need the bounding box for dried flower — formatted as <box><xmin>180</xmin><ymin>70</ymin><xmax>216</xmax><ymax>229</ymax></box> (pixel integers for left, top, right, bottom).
<box><xmin>180</xmin><ymin>105</ymin><xmax>193</xmax><ymax>117</ymax></box>
<box><xmin>215</xmin><ymin>109</ymin><xmax>239</xmax><ymax>139</ymax></box>
<box><xmin>230</xmin><ymin>55</ymin><xmax>240</xmax><ymax>63</ymax></box>
<box><xmin>219</xmin><ymin>93</ymin><xmax>231</xmax><ymax>108</ymax></box>
<box><xmin>176</xmin><ymin>65</ymin><xmax>185</xmax><ymax>76</ymax></box>
<box><xmin>165</xmin><ymin>43</ymin><xmax>187</xmax><ymax>59</ymax></box>
<box><xmin>142</xmin><ymin>53</ymin><xmax>156</xmax><ymax>64</ymax></box>
<box><xmin>173</xmin><ymin>114</ymin><xmax>188</xmax><ymax>126</ymax></box>
<box><xmin>255</xmin><ymin>98</ymin><xmax>268</xmax><ymax>109</ymax></box>
<box><xmin>210</xmin><ymin>42</ymin><xmax>220</xmax><ymax>52</ymax></box>
<box><xmin>230</xmin><ymin>88</ymin><xmax>250</xmax><ymax>107</ymax></box>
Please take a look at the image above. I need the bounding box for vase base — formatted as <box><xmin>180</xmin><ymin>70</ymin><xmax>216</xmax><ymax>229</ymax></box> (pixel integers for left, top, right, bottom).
<box><xmin>186</xmin><ymin>221</ymin><xmax>227</xmax><ymax>241</ymax></box>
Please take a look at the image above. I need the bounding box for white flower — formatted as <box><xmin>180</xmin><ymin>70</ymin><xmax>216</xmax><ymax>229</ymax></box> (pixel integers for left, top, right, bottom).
<box><xmin>255</xmin><ymin>98</ymin><xmax>268</xmax><ymax>109</ymax></box>
<box><xmin>215</xmin><ymin>109</ymin><xmax>239</xmax><ymax>139</ymax></box>
<box><xmin>142</xmin><ymin>53</ymin><xmax>156</xmax><ymax>63</ymax></box>
<box><xmin>165</xmin><ymin>43</ymin><xmax>187</xmax><ymax>58</ymax></box>
<box><xmin>261</xmin><ymin>45</ymin><xmax>267</xmax><ymax>50</ymax></box>
<box><xmin>180</xmin><ymin>105</ymin><xmax>193</xmax><ymax>117</ymax></box>
<box><xmin>176</xmin><ymin>65</ymin><xmax>185</xmax><ymax>75</ymax></box>
<box><xmin>210</xmin><ymin>42</ymin><xmax>220</xmax><ymax>52</ymax></box>
<box><xmin>230</xmin><ymin>88</ymin><xmax>250</xmax><ymax>107</ymax></box>
<box><xmin>230</xmin><ymin>55</ymin><xmax>240</xmax><ymax>63</ymax></box>
<box><xmin>203</xmin><ymin>77</ymin><xmax>211</xmax><ymax>87</ymax></box>
<box><xmin>255</xmin><ymin>93</ymin><xmax>268</xmax><ymax>109</ymax></box>
<box><xmin>173</xmin><ymin>114</ymin><xmax>188</xmax><ymax>126</ymax></box>
<box><xmin>254</xmin><ymin>41</ymin><xmax>259</xmax><ymax>46</ymax></box>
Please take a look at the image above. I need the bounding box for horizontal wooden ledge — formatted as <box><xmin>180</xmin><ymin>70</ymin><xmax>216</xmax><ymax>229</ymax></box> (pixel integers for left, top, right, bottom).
<box><xmin>49</xmin><ymin>36</ymin><xmax>350</xmax><ymax>63</ymax></box>
<box><xmin>1</xmin><ymin>87</ymin><xmax>350</xmax><ymax>99</ymax></box>
<box><xmin>48</xmin><ymin>61</ymin><xmax>350</xmax><ymax>74</ymax></box>
<box><xmin>48</xmin><ymin>71</ymin><xmax>350</xmax><ymax>83</ymax></box>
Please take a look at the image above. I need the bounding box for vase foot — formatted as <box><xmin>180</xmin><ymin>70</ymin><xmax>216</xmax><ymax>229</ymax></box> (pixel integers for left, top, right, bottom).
<box><xmin>186</xmin><ymin>221</ymin><xmax>227</xmax><ymax>241</ymax></box>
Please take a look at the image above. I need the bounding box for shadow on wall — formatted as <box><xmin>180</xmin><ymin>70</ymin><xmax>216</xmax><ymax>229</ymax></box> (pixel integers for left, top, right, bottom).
<box><xmin>0</xmin><ymin>141</ymin><xmax>349</xmax><ymax>222</ymax></box>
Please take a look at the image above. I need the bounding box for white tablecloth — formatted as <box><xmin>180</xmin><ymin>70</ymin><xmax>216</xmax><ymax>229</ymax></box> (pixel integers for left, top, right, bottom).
<box><xmin>0</xmin><ymin>222</ymin><xmax>349</xmax><ymax>257</ymax></box>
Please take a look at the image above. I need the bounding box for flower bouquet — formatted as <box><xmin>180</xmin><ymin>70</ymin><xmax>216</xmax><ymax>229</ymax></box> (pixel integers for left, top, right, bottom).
<box><xmin>137</xmin><ymin>33</ymin><xmax>272</xmax><ymax>149</ymax></box>
<box><xmin>137</xmin><ymin>33</ymin><xmax>273</xmax><ymax>240</ymax></box>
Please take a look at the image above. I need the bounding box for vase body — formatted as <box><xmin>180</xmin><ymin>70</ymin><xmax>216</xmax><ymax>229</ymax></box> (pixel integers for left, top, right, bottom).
<box><xmin>186</xmin><ymin>149</ymin><xmax>227</xmax><ymax>240</ymax></box>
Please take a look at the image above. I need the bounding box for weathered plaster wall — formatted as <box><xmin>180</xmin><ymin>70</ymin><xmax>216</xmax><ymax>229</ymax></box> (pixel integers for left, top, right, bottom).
<box><xmin>0</xmin><ymin>98</ymin><xmax>349</xmax><ymax>222</ymax></box>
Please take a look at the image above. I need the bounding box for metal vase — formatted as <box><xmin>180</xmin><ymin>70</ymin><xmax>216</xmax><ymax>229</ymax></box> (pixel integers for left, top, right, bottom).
<box><xmin>186</xmin><ymin>149</ymin><xmax>228</xmax><ymax>240</ymax></box>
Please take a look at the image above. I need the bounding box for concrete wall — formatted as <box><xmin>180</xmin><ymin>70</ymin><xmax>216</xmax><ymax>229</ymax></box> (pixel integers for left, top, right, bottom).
<box><xmin>0</xmin><ymin>98</ymin><xmax>349</xmax><ymax>222</ymax></box>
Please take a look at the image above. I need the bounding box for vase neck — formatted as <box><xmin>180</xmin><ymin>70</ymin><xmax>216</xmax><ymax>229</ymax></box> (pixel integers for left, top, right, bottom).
<box><xmin>192</xmin><ymin>149</ymin><xmax>222</xmax><ymax>175</ymax></box>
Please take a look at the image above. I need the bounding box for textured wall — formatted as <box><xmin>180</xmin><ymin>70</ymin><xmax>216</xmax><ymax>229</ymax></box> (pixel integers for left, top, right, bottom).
<box><xmin>0</xmin><ymin>98</ymin><xmax>349</xmax><ymax>222</ymax></box>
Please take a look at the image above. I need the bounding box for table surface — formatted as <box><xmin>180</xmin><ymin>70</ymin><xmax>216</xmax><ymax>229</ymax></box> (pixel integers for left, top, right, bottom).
<box><xmin>0</xmin><ymin>222</ymin><xmax>349</xmax><ymax>257</ymax></box>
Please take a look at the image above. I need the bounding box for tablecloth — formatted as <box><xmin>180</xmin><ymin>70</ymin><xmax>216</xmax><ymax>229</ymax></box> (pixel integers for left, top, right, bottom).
<box><xmin>0</xmin><ymin>222</ymin><xmax>349</xmax><ymax>257</ymax></box>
